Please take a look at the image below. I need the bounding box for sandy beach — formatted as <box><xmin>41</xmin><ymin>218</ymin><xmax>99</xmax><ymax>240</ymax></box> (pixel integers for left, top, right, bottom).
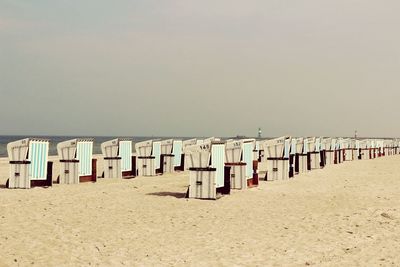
<box><xmin>0</xmin><ymin>155</ymin><xmax>399</xmax><ymax>266</ymax></box>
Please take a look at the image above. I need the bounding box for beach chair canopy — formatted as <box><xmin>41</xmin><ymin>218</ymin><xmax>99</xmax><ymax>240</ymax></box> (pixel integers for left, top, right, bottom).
<box><xmin>135</xmin><ymin>140</ymin><xmax>153</xmax><ymax>157</ymax></box>
<box><xmin>225</xmin><ymin>140</ymin><xmax>243</xmax><ymax>163</ymax></box>
<box><xmin>161</xmin><ymin>139</ymin><xmax>174</xmax><ymax>154</ymax></box>
<box><xmin>305</xmin><ymin>137</ymin><xmax>316</xmax><ymax>152</ymax></box>
<box><xmin>101</xmin><ymin>139</ymin><xmax>119</xmax><ymax>158</ymax></box>
<box><xmin>7</xmin><ymin>138</ymin><xmax>30</xmax><ymax>162</ymax></box>
<box><xmin>262</xmin><ymin>136</ymin><xmax>291</xmax><ymax>158</ymax></box>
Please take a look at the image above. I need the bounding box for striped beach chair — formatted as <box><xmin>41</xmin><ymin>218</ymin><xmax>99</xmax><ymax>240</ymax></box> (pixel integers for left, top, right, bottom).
<box><xmin>57</xmin><ymin>138</ymin><xmax>96</xmax><ymax>184</ymax></box>
<box><xmin>186</xmin><ymin>140</ymin><xmax>229</xmax><ymax>200</ymax></box>
<box><xmin>101</xmin><ymin>138</ymin><xmax>134</xmax><ymax>179</ymax></box>
<box><xmin>7</xmin><ymin>138</ymin><xmax>52</xmax><ymax>189</ymax></box>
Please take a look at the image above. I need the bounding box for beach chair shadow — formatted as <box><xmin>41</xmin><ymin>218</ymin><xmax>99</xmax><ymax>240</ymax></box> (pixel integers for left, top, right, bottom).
<box><xmin>146</xmin><ymin>191</ymin><xmax>187</xmax><ymax>199</ymax></box>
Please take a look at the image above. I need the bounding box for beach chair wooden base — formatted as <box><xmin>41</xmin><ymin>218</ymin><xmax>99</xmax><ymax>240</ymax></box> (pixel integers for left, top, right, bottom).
<box><xmin>188</xmin><ymin>167</ymin><xmax>217</xmax><ymax>199</ymax></box>
<box><xmin>137</xmin><ymin>156</ymin><xmax>156</xmax><ymax>176</ymax></box>
<box><xmin>158</xmin><ymin>154</ymin><xmax>175</xmax><ymax>175</ymax></box>
<box><xmin>225</xmin><ymin>163</ymin><xmax>247</xmax><ymax>190</ymax></box>
<box><xmin>266</xmin><ymin>158</ymin><xmax>289</xmax><ymax>181</ymax></box>
<box><xmin>7</xmin><ymin>161</ymin><xmax>53</xmax><ymax>189</ymax></box>
<box><xmin>308</xmin><ymin>152</ymin><xmax>321</xmax><ymax>170</ymax></box>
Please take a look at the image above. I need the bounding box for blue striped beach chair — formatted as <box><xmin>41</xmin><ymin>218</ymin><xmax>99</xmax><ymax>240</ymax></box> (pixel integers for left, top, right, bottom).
<box><xmin>7</xmin><ymin>138</ymin><xmax>52</xmax><ymax>189</ymax></box>
<box><xmin>101</xmin><ymin>138</ymin><xmax>134</xmax><ymax>179</ymax></box>
<box><xmin>57</xmin><ymin>138</ymin><xmax>96</xmax><ymax>184</ymax></box>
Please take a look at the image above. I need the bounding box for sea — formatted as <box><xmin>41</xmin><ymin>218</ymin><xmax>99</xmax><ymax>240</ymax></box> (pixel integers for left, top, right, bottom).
<box><xmin>0</xmin><ymin>135</ymin><xmax>204</xmax><ymax>158</ymax></box>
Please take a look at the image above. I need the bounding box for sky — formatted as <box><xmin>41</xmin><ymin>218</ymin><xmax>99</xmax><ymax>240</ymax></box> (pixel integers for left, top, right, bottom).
<box><xmin>1</xmin><ymin>0</ymin><xmax>399</xmax><ymax>138</ymax></box>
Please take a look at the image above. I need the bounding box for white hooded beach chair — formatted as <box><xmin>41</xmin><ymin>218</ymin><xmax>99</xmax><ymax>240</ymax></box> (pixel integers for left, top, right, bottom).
<box><xmin>101</xmin><ymin>138</ymin><xmax>134</xmax><ymax>179</ymax></box>
<box><xmin>341</xmin><ymin>139</ymin><xmax>354</xmax><ymax>161</ymax></box>
<box><xmin>321</xmin><ymin>138</ymin><xmax>332</xmax><ymax>166</ymax></box>
<box><xmin>225</xmin><ymin>140</ymin><xmax>247</xmax><ymax>189</ymax></box>
<box><xmin>101</xmin><ymin>139</ymin><xmax>122</xmax><ymax>179</ymax></box>
<box><xmin>294</xmin><ymin>137</ymin><xmax>308</xmax><ymax>174</ymax></box>
<box><xmin>182</xmin><ymin>139</ymin><xmax>198</xmax><ymax>170</ymax></box>
<box><xmin>57</xmin><ymin>138</ymin><xmax>96</xmax><ymax>184</ymax></box>
<box><xmin>261</xmin><ymin>136</ymin><xmax>291</xmax><ymax>181</ymax></box>
<box><xmin>358</xmin><ymin>139</ymin><xmax>370</xmax><ymax>160</ymax></box>
<box><xmin>136</xmin><ymin>140</ymin><xmax>156</xmax><ymax>176</ymax></box>
<box><xmin>159</xmin><ymin>139</ymin><xmax>175</xmax><ymax>174</ymax></box>
<box><xmin>186</xmin><ymin>140</ymin><xmax>229</xmax><ymax>200</ymax></box>
<box><xmin>225</xmin><ymin>139</ymin><xmax>257</xmax><ymax>190</ymax></box>
<box><xmin>305</xmin><ymin>137</ymin><xmax>321</xmax><ymax>170</ymax></box>
<box><xmin>7</xmin><ymin>138</ymin><xmax>52</xmax><ymax>189</ymax></box>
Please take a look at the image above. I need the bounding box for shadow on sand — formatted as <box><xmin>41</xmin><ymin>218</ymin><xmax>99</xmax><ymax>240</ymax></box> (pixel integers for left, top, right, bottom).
<box><xmin>146</xmin><ymin>191</ymin><xmax>187</xmax><ymax>199</ymax></box>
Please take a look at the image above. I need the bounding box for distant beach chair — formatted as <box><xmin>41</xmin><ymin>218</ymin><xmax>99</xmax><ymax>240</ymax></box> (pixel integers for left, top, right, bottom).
<box><xmin>261</xmin><ymin>136</ymin><xmax>291</xmax><ymax>181</ymax></box>
<box><xmin>292</xmin><ymin>137</ymin><xmax>305</xmax><ymax>174</ymax></box>
<box><xmin>341</xmin><ymin>139</ymin><xmax>355</xmax><ymax>161</ymax></box>
<box><xmin>321</xmin><ymin>138</ymin><xmax>332</xmax><ymax>166</ymax></box>
<box><xmin>101</xmin><ymin>138</ymin><xmax>134</xmax><ymax>179</ymax></box>
<box><xmin>358</xmin><ymin>140</ymin><xmax>371</xmax><ymax>160</ymax></box>
<box><xmin>57</xmin><ymin>138</ymin><xmax>96</xmax><ymax>184</ymax></box>
<box><xmin>182</xmin><ymin>139</ymin><xmax>198</xmax><ymax>170</ymax></box>
<box><xmin>225</xmin><ymin>139</ymin><xmax>258</xmax><ymax>190</ymax></box>
<box><xmin>186</xmin><ymin>140</ymin><xmax>230</xmax><ymax>200</ymax></box>
<box><xmin>136</xmin><ymin>140</ymin><xmax>156</xmax><ymax>176</ymax></box>
<box><xmin>305</xmin><ymin>137</ymin><xmax>321</xmax><ymax>170</ymax></box>
<box><xmin>7</xmin><ymin>138</ymin><xmax>53</xmax><ymax>189</ymax></box>
<box><xmin>159</xmin><ymin>139</ymin><xmax>175</xmax><ymax>174</ymax></box>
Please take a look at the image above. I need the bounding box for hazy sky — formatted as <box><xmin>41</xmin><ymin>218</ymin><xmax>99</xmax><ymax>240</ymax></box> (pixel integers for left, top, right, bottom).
<box><xmin>1</xmin><ymin>0</ymin><xmax>399</xmax><ymax>137</ymax></box>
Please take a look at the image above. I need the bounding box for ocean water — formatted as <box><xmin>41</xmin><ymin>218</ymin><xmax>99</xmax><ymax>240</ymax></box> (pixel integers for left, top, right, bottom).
<box><xmin>0</xmin><ymin>135</ymin><xmax>200</xmax><ymax>158</ymax></box>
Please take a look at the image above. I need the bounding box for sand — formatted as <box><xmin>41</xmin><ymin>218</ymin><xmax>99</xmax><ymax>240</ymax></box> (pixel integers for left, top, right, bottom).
<box><xmin>0</xmin><ymin>155</ymin><xmax>399</xmax><ymax>266</ymax></box>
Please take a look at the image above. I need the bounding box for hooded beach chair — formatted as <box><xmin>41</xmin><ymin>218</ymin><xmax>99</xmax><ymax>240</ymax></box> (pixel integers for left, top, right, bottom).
<box><xmin>101</xmin><ymin>138</ymin><xmax>134</xmax><ymax>179</ymax></box>
<box><xmin>225</xmin><ymin>139</ymin><xmax>258</xmax><ymax>190</ymax></box>
<box><xmin>135</xmin><ymin>140</ymin><xmax>156</xmax><ymax>176</ymax></box>
<box><xmin>182</xmin><ymin>139</ymin><xmax>197</xmax><ymax>170</ymax></box>
<box><xmin>57</xmin><ymin>138</ymin><xmax>96</xmax><ymax>184</ymax></box>
<box><xmin>261</xmin><ymin>136</ymin><xmax>291</xmax><ymax>181</ymax></box>
<box><xmin>320</xmin><ymin>138</ymin><xmax>332</xmax><ymax>166</ymax></box>
<box><xmin>341</xmin><ymin>138</ymin><xmax>355</xmax><ymax>161</ymax></box>
<box><xmin>7</xmin><ymin>138</ymin><xmax>52</xmax><ymax>189</ymax></box>
<box><xmin>159</xmin><ymin>139</ymin><xmax>175</xmax><ymax>174</ymax></box>
<box><xmin>358</xmin><ymin>139</ymin><xmax>370</xmax><ymax>160</ymax></box>
<box><xmin>294</xmin><ymin>137</ymin><xmax>308</xmax><ymax>174</ymax></box>
<box><xmin>305</xmin><ymin>137</ymin><xmax>321</xmax><ymax>170</ymax></box>
<box><xmin>186</xmin><ymin>140</ymin><xmax>229</xmax><ymax>200</ymax></box>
